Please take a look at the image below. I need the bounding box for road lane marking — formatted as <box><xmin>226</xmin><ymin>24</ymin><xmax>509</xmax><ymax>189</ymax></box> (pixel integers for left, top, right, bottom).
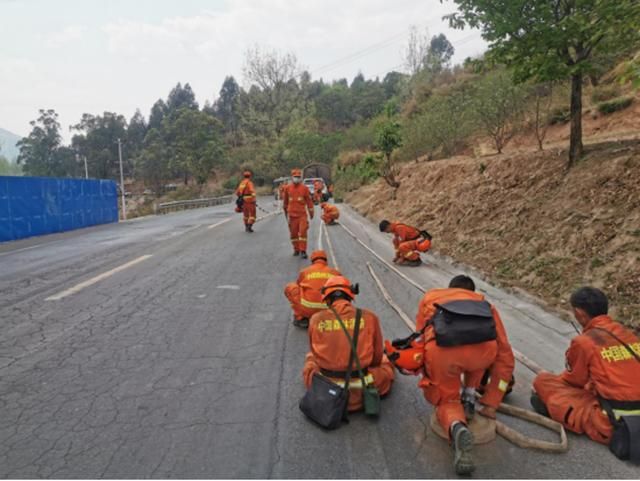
<box><xmin>216</xmin><ymin>285</ymin><xmax>240</xmax><ymax>290</ymax></box>
<box><xmin>207</xmin><ymin>218</ymin><xmax>233</xmax><ymax>230</ymax></box>
<box><xmin>317</xmin><ymin>220</ymin><xmax>324</xmax><ymax>251</ymax></box>
<box><xmin>45</xmin><ymin>255</ymin><xmax>153</xmax><ymax>301</ymax></box>
<box><xmin>323</xmin><ymin>223</ymin><xmax>339</xmax><ymax>270</ymax></box>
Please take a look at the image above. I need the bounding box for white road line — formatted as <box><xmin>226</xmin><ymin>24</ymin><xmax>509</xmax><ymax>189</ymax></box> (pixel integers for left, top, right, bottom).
<box><xmin>323</xmin><ymin>223</ymin><xmax>339</xmax><ymax>270</ymax></box>
<box><xmin>317</xmin><ymin>220</ymin><xmax>324</xmax><ymax>251</ymax></box>
<box><xmin>207</xmin><ymin>218</ymin><xmax>233</xmax><ymax>230</ymax></box>
<box><xmin>45</xmin><ymin>255</ymin><xmax>153</xmax><ymax>301</ymax></box>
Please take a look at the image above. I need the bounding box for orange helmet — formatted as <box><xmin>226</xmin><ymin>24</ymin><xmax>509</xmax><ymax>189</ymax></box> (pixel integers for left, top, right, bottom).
<box><xmin>384</xmin><ymin>339</ymin><xmax>424</xmax><ymax>374</ymax></box>
<box><xmin>320</xmin><ymin>202</ymin><xmax>327</xmax><ymax>208</ymax></box>
<box><xmin>321</xmin><ymin>275</ymin><xmax>359</xmax><ymax>301</ymax></box>
<box><xmin>310</xmin><ymin>250</ymin><xmax>328</xmax><ymax>263</ymax></box>
<box><xmin>291</xmin><ymin>168</ymin><xmax>302</xmax><ymax>177</ymax></box>
<box><xmin>243</xmin><ymin>170</ymin><xmax>252</xmax><ymax>178</ymax></box>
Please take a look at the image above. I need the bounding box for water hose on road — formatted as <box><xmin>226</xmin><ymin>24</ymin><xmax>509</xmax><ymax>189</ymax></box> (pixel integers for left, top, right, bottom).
<box><xmin>365</xmin><ymin>261</ymin><xmax>568</xmax><ymax>453</ymax></box>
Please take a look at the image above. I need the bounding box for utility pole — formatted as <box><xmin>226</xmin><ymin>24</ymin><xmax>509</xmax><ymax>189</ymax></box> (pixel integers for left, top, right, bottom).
<box><xmin>117</xmin><ymin>138</ymin><xmax>127</xmax><ymax>220</ymax></box>
<box><xmin>83</xmin><ymin>156</ymin><xmax>88</xmax><ymax>179</ymax></box>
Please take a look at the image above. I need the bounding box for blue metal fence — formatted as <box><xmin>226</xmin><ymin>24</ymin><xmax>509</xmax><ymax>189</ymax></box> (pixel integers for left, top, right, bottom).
<box><xmin>0</xmin><ymin>176</ymin><xmax>118</xmax><ymax>242</ymax></box>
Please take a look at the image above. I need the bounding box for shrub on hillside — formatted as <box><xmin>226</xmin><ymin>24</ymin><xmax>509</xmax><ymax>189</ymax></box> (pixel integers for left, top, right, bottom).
<box><xmin>591</xmin><ymin>84</ymin><xmax>622</xmax><ymax>103</ymax></box>
<box><xmin>549</xmin><ymin>106</ymin><xmax>571</xmax><ymax>124</ymax></box>
<box><xmin>597</xmin><ymin>96</ymin><xmax>634</xmax><ymax>115</ymax></box>
<box><xmin>223</xmin><ymin>176</ymin><xmax>239</xmax><ymax>190</ymax></box>
<box><xmin>335</xmin><ymin>153</ymin><xmax>381</xmax><ymax>193</ymax></box>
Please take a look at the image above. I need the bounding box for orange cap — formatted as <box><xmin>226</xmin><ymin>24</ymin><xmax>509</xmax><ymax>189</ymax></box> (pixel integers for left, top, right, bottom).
<box><xmin>310</xmin><ymin>250</ymin><xmax>328</xmax><ymax>263</ymax></box>
<box><xmin>291</xmin><ymin>168</ymin><xmax>302</xmax><ymax>177</ymax></box>
<box><xmin>243</xmin><ymin>170</ymin><xmax>252</xmax><ymax>178</ymax></box>
<box><xmin>321</xmin><ymin>275</ymin><xmax>357</xmax><ymax>301</ymax></box>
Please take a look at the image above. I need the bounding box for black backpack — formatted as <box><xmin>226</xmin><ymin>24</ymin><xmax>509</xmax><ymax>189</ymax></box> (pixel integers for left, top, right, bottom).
<box><xmin>431</xmin><ymin>299</ymin><xmax>497</xmax><ymax>347</ymax></box>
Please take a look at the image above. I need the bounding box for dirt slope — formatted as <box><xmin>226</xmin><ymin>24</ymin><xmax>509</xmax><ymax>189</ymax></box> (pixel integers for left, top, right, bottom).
<box><xmin>345</xmin><ymin>139</ymin><xmax>640</xmax><ymax>328</ymax></box>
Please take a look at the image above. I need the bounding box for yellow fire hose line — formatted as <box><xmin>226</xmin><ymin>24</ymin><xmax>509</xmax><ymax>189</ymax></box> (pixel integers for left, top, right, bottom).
<box><xmin>362</xmin><ymin>257</ymin><xmax>568</xmax><ymax>452</ymax></box>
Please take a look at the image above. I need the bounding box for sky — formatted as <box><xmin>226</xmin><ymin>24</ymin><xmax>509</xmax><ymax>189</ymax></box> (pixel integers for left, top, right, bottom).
<box><xmin>0</xmin><ymin>0</ymin><xmax>487</xmax><ymax>142</ymax></box>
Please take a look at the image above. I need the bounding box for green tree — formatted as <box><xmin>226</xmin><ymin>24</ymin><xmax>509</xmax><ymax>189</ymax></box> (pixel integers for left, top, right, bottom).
<box><xmin>71</xmin><ymin>112</ymin><xmax>128</xmax><ymax>179</ymax></box>
<box><xmin>127</xmin><ymin>109</ymin><xmax>148</xmax><ymax>169</ymax></box>
<box><xmin>472</xmin><ymin>69</ymin><xmax>526</xmax><ymax>153</ymax></box>
<box><xmin>168</xmin><ymin>109</ymin><xmax>226</xmax><ymax>185</ymax></box>
<box><xmin>166</xmin><ymin>83</ymin><xmax>199</xmax><ymax>115</ymax></box>
<box><xmin>148</xmin><ymin>99</ymin><xmax>168</xmax><ymax>130</ymax></box>
<box><xmin>375</xmin><ymin>107</ymin><xmax>403</xmax><ymax>192</ymax></box>
<box><xmin>424</xmin><ymin>34</ymin><xmax>455</xmax><ymax>75</ymax></box>
<box><xmin>213</xmin><ymin>76</ymin><xmax>241</xmax><ymax>145</ymax></box>
<box><xmin>17</xmin><ymin>109</ymin><xmax>78</xmax><ymax>177</ymax></box>
<box><xmin>135</xmin><ymin>128</ymin><xmax>170</xmax><ymax>193</ymax></box>
<box><xmin>445</xmin><ymin>0</ymin><xmax>640</xmax><ymax>166</ymax></box>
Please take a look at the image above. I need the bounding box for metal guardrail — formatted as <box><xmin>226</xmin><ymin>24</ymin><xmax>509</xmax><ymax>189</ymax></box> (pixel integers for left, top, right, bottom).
<box><xmin>155</xmin><ymin>195</ymin><xmax>233</xmax><ymax>214</ymax></box>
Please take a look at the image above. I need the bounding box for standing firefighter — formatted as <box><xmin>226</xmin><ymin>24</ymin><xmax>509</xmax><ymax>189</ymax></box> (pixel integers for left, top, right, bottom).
<box><xmin>284</xmin><ymin>250</ymin><xmax>341</xmax><ymax>328</ymax></box>
<box><xmin>379</xmin><ymin>220</ymin><xmax>432</xmax><ymax>266</ymax></box>
<box><xmin>313</xmin><ymin>179</ymin><xmax>325</xmax><ymax>204</ymax></box>
<box><xmin>283</xmin><ymin>168</ymin><xmax>314</xmax><ymax>258</ymax></box>
<box><xmin>413</xmin><ymin>275</ymin><xmax>514</xmax><ymax>475</ymax></box>
<box><xmin>320</xmin><ymin>202</ymin><xmax>339</xmax><ymax>225</ymax></box>
<box><xmin>531</xmin><ymin>287</ymin><xmax>640</xmax><ymax>462</ymax></box>
<box><xmin>235</xmin><ymin>170</ymin><xmax>256</xmax><ymax>232</ymax></box>
<box><xmin>303</xmin><ymin>276</ymin><xmax>395</xmax><ymax>412</ymax></box>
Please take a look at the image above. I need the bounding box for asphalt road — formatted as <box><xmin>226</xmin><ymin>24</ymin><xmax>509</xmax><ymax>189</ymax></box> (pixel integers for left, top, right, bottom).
<box><xmin>0</xmin><ymin>198</ymin><xmax>637</xmax><ymax>478</ymax></box>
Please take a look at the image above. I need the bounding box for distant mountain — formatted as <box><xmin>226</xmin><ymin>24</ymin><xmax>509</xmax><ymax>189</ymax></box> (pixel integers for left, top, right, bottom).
<box><xmin>0</xmin><ymin>128</ymin><xmax>22</xmax><ymax>162</ymax></box>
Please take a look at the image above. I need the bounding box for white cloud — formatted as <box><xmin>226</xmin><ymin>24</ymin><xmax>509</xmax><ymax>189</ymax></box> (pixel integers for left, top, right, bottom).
<box><xmin>46</xmin><ymin>25</ymin><xmax>87</xmax><ymax>48</ymax></box>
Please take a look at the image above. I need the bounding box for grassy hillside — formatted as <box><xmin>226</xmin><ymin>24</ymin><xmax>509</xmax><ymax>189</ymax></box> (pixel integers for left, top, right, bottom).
<box><xmin>346</xmin><ymin>137</ymin><xmax>640</xmax><ymax>329</ymax></box>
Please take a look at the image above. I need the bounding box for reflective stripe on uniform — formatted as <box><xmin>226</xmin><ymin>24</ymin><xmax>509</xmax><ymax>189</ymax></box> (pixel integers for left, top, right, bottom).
<box><xmin>613</xmin><ymin>408</ymin><xmax>640</xmax><ymax>420</ymax></box>
<box><xmin>329</xmin><ymin>373</ymin><xmax>375</xmax><ymax>389</ymax></box>
<box><xmin>300</xmin><ymin>298</ymin><xmax>327</xmax><ymax>309</ymax></box>
<box><xmin>498</xmin><ymin>379</ymin><xmax>509</xmax><ymax>392</ymax></box>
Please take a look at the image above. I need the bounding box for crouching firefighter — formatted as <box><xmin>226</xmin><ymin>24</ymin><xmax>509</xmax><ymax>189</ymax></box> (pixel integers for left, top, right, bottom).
<box><xmin>531</xmin><ymin>287</ymin><xmax>640</xmax><ymax>463</ymax></box>
<box><xmin>405</xmin><ymin>275</ymin><xmax>514</xmax><ymax>475</ymax></box>
<box><xmin>379</xmin><ymin>220</ymin><xmax>432</xmax><ymax>266</ymax></box>
<box><xmin>284</xmin><ymin>250</ymin><xmax>341</xmax><ymax>328</ymax></box>
<box><xmin>301</xmin><ymin>276</ymin><xmax>395</xmax><ymax>418</ymax></box>
<box><xmin>320</xmin><ymin>202</ymin><xmax>340</xmax><ymax>225</ymax></box>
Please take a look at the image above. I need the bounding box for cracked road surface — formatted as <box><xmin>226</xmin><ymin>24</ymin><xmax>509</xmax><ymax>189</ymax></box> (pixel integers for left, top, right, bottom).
<box><xmin>1</xmin><ymin>199</ymin><xmax>637</xmax><ymax>478</ymax></box>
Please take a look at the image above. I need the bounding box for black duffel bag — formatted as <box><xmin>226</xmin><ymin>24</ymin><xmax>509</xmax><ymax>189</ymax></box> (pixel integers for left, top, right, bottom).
<box><xmin>432</xmin><ymin>299</ymin><xmax>497</xmax><ymax>347</ymax></box>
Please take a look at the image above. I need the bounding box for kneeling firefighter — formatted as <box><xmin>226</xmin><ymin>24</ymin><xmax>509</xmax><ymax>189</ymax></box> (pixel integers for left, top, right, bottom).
<box><xmin>284</xmin><ymin>250</ymin><xmax>341</xmax><ymax>328</ymax></box>
<box><xmin>320</xmin><ymin>202</ymin><xmax>340</xmax><ymax>225</ymax></box>
<box><xmin>302</xmin><ymin>276</ymin><xmax>395</xmax><ymax>415</ymax></box>
<box><xmin>386</xmin><ymin>275</ymin><xmax>514</xmax><ymax>475</ymax></box>
<box><xmin>531</xmin><ymin>287</ymin><xmax>640</xmax><ymax>463</ymax></box>
<box><xmin>379</xmin><ymin>220</ymin><xmax>432</xmax><ymax>266</ymax></box>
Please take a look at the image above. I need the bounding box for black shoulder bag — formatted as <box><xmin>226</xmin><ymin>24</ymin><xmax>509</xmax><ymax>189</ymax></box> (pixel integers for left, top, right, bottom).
<box><xmin>592</xmin><ymin>327</ymin><xmax>640</xmax><ymax>463</ymax></box>
<box><xmin>431</xmin><ymin>299</ymin><xmax>497</xmax><ymax>347</ymax></box>
<box><xmin>298</xmin><ymin>309</ymin><xmax>363</xmax><ymax>429</ymax></box>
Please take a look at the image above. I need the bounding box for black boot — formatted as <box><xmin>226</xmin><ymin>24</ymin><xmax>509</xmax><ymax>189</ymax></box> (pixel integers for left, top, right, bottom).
<box><xmin>530</xmin><ymin>392</ymin><xmax>550</xmax><ymax>417</ymax></box>
<box><xmin>293</xmin><ymin>250</ymin><xmax>300</xmax><ymax>256</ymax></box>
<box><xmin>300</xmin><ymin>251</ymin><xmax>308</xmax><ymax>259</ymax></box>
<box><xmin>247</xmin><ymin>224</ymin><xmax>254</xmax><ymax>233</ymax></box>
<box><xmin>292</xmin><ymin>318</ymin><xmax>309</xmax><ymax>328</ymax></box>
<box><xmin>451</xmin><ymin>423</ymin><xmax>475</xmax><ymax>475</ymax></box>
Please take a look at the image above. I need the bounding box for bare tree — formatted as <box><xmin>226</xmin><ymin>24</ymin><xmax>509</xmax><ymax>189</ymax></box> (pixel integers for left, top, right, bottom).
<box><xmin>529</xmin><ymin>82</ymin><xmax>554</xmax><ymax>151</ymax></box>
<box><xmin>403</xmin><ymin>26</ymin><xmax>430</xmax><ymax>75</ymax></box>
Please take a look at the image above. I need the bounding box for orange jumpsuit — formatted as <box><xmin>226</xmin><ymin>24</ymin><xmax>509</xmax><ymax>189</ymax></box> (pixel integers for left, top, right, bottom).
<box><xmin>533</xmin><ymin>315</ymin><xmax>640</xmax><ymax>444</ymax></box>
<box><xmin>416</xmin><ymin>288</ymin><xmax>515</xmax><ymax>436</ymax></box>
<box><xmin>303</xmin><ymin>299</ymin><xmax>395</xmax><ymax>411</ymax></box>
<box><xmin>399</xmin><ymin>238</ymin><xmax>432</xmax><ymax>261</ymax></box>
<box><xmin>389</xmin><ymin>222</ymin><xmax>422</xmax><ymax>261</ymax></box>
<box><xmin>284</xmin><ymin>260</ymin><xmax>341</xmax><ymax>322</ymax></box>
<box><xmin>313</xmin><ymin>180</ymin><xmax>324</xmax><ymax>203</ymax></box>
<box><xmin>321</xmin><ymin>204</ymin><xmax>340</xmax><ymax>225</ymax></box>
<box><xmin>283</xmin><ymin>183</ymin><xmax>314</xmax><ymax>253</ymax></box>
<box><xmin>236</xmin><ymin>178</ymin><xmax>256</xmax><ymax>226</ymax></box>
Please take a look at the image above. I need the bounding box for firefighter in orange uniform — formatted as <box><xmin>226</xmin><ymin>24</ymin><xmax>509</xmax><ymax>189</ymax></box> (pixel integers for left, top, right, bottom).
<box><xmin>303</xmin><ymin>276</ymin><xmax>395</xmax><ymax>412</ymax></box>
<box><xmin>283</xmin><ymin>168</ymin><xmax>314</xmax><ymax>258</ymax></box>
<box><xmin>414</xmin><ymin>275</ymin><xmax>514</xmax><ymax>475</ymax></box>
<box><xmin>313</xmin><ymin>179</ymin><xmax>324</xmax><ymax>204</ymax></box>
<box><xmin>284</xmin><ymin>250</ymin><xmax>341</xmax><ymax>328</ymax></box>
<box><xmin>531</xmin><ymin>287</ymin><xmax>640</xmax><ymax>461</ymax></box>
<box><xmin>236</xmin><ymin>170</ymin><xmax>256</xmax><ymax>232</ymax></box>
<box><xmin>320</xmin><ymin>202</ymin><xmax>339</xmax><ymax>225</ymax></box>
<box><xmin>379</xmin><ymin>220</ymin><xmax>432</xmax><ymax>266</ymax></box>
